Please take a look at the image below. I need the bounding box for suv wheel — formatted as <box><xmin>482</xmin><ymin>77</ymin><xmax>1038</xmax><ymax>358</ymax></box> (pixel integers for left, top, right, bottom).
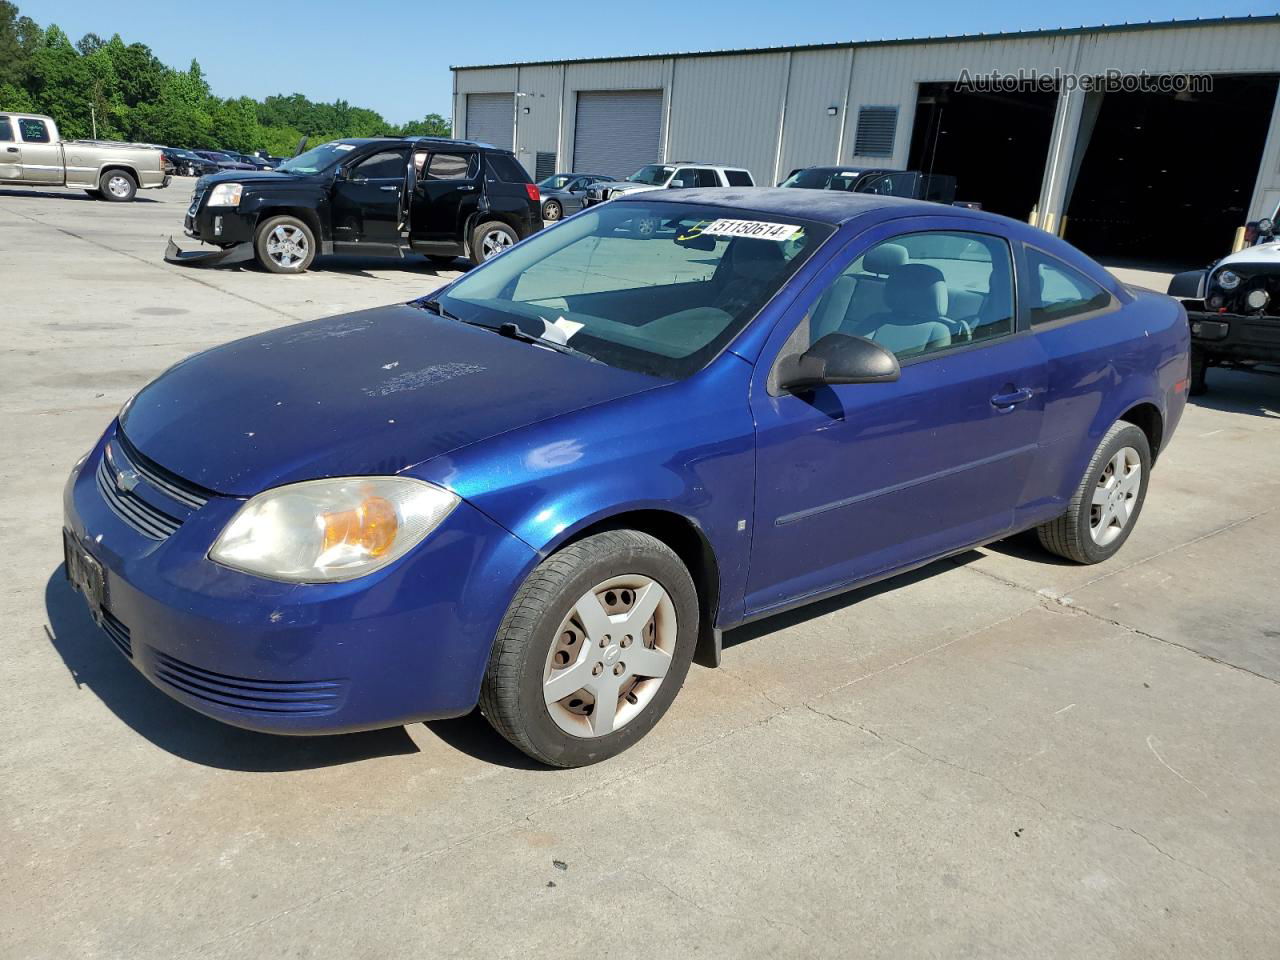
<box><xmin>479</xmin><ymin>530</ymin><xmax>699</xmax><ymax>767</ymax></box>
<box><xmin>471</xmin><ymin>221</ymin><xmax>518</xmax><ymax>264</ymax></box>
<box><xmin>99</xmin><ymin>170</ymin><xmax>137</xmax><ymax>202</ymax></box>
<box><xmin>255</xmin><ymin>215</ymin><xmax>316</xmax><ymax>274</ymax></box>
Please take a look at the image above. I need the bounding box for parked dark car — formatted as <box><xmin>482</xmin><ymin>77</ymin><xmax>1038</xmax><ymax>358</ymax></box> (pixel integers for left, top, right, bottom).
<box><xmin>166</xmin><ymin>137</ymin><xmax>542</xmax><ymax>272</ymax></box>
<box><xmin>1168</xmin><ymin>204</ymin><xmax>1280</xmax><ymax>394</ymax></box>
<box><xmin>163</xmin><ymin>148</ymin><xmax>219</xmax><ymax>177</ymax></box>
<box><xmin>781</xmin><ymin>166</ymin><xmax>957</xmax><ymax>204</ymax></box>
<box><xmin>192</xmin><ymin>150</ymin><xmax>256</xmax><ymax>172</ymax></box>
<box><xmin>537</xmin><ymin>172</ymin><xmax>610</xmax><ymax>221</ymax></box>
<box><xmin>73</xmin><ymin>189</ymin><xmax>1187</xmax><ymax>766</ymax></box>
<box><xmin>226</xmin><ymin>151</ymin><xmax>274</xmax><ymax>171</ymax></box>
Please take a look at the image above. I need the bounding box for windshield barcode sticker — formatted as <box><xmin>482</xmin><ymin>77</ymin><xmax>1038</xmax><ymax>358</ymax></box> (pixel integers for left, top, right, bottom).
<box><xmin>701</xmin><ymin>219</ymin><xmax>801</xmax><ymax>241</ymax></box>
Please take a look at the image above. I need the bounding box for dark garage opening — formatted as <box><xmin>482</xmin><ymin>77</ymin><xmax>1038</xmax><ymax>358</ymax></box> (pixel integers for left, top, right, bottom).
<box><xmin>1064</xmin><ymin>74</ymin><xmax>1279</xmax><ymax>266</ymax></box>
<box><xmin>909</xmin><ymin>83</ymin><xmax>1058</xmax><ymax>221</ymax></box>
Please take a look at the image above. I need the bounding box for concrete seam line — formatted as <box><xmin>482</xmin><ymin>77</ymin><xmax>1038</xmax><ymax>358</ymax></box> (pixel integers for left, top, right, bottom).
<box><xmin>0</xmin><ymin>204</ymin><xmax>305</xmax><ymax>322</ymax></box>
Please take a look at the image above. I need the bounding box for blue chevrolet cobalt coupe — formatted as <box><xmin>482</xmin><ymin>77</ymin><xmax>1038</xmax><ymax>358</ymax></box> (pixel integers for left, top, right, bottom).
<box><xmin>63</xmin><ymin>189</ymin><xmax>1189</xmax><ymax>766</ymax></box>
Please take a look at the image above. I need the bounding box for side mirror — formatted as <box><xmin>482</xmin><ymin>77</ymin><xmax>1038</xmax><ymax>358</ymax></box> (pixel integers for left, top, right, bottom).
<box><xmin>668</xmin><ymin>179</ymin><xmax>685</xmax><ymax>188</ymax></box>
<box><xmin>1166</xmin><ymin>270</ymin><xmax>1207</xmax><ymax>300</ymax></box>
<box><xmin>777</xmin><ymin>333</ymin><xmax>900</xmax><ymax>391</ymax></box>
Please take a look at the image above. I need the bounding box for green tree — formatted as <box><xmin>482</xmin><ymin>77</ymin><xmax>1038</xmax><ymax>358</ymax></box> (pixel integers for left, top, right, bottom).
<box><xmin>398</xmin><ymin>113</ymin><xmax>451</xmax><ymax>137</ymax></box>
<box><xmin>0</xmin><ymin>1</ymin><xmax>40</xmax><ymax>88</ymax></box>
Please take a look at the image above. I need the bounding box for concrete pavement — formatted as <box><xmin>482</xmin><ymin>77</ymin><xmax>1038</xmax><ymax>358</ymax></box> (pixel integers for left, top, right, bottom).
<box><xmin>2</xmin><ymin>183</ymin><xmax>1278</xmax><ymax>959</ymax></box>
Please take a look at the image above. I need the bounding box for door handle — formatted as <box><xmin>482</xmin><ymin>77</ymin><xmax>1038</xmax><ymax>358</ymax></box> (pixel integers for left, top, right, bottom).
<box><xmin>379</xmin><ymin>185</ymin><xmax>399</xmax><ymax>192</ymax></box>
<box><xmin>4</xmin><ymin>147</ymin><xmax>16</xmax><ymax>153</ymax></box>
<box><xmin>458</xmin><ymin>185</ymin><xmax>476</xmax><ymax>191</ymax></box>
<box><xmin>990</xmin><ymin>387</ymin><xmax>1034</xmax><ymax>409</ymax></box>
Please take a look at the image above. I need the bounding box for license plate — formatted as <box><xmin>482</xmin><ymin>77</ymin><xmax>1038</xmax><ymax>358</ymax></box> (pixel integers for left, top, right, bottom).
<box><xmin>63</xmin><ymin>529</ymin><xmax>106</xmax><ymax>621</ymax></box>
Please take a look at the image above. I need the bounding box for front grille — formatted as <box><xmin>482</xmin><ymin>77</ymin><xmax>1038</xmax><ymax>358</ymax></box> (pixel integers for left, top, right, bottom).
<box><xmin>1212</xmin><ymin>266</ymin><xmax>1280</xmax><ymax>318</ymax></box>
<box><xmin>95</xmin><ymin>456</ymin><xmax>182</xmax><ymax>539</ymax></box>
<box><xmin>109</xmin><ymin>435</ymin><xmax>208</xmax><ymax>509</ymax></box>
<box><xmin>151</xmin><ymin>651</ymin><xmax>345</xmax><ymax>717</ymax></box>
<box><xmin>101</xmin><ymin>610</ymin><xmax>132</xmax><ymax>659</ymax></box>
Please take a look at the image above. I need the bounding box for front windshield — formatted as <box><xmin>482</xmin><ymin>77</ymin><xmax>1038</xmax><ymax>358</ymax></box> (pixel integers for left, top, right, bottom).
<box><xmin>277</xmin><ymin>141</ymin><xmax>356</xmax><ymax>175</ymax></box>
<box><xmin>780</xmin><ymin>168</ymin><xmax>863</xmax><ymax>191</ymax></box>
<box><xmin>539</xmin><ymin>175</ymin><xmax>573</xmax><ymax>190</ymax></box>
<box><xmin>626</xmin><ymin>165</ymin><xmax>674</xmax><ymax>186</ymax></box>
<box><xmin>437</xmin><ymin>201</ymin><xmax>833</xmax><ymax>379</ymax></box>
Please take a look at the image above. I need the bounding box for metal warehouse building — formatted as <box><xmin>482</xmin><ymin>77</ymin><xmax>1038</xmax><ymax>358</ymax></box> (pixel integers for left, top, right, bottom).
<box><xmin>452</xmin><ymin>16</ymin><xmax>1280</xmax><ymax>264</ymax></box>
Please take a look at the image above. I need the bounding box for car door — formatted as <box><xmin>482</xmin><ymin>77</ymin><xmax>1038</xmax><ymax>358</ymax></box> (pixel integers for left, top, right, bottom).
<box><xmin>411</xmin><ymin>151</ymin><xmax>480</xmax><ymax>243</ymax></box>
<box><xmin>330</xmin><ymin>147</ymin><xmax>411</xmax><ymax>249</ymax></box>
<box><xmin>565</xmin><ymin>177</ymin><xmax>592</xmax><ymax>213</ymax></box>
<box><xmin>745</xmin><ymin>219</ymin><xmax>1048</xmax><ymax>614</ymax></box>
<box><xmin>15</xmin><ymin>116</ymin><xmax>60</xmax><ymax>183</ymax></box>
<box><xmin>0</xmin><ymin>117</ymin><xmax>19</xmax><ymax>179</ymax></box>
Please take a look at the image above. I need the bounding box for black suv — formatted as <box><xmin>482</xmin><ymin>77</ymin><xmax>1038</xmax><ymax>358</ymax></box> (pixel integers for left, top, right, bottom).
<box><xmin>166</xmin><ymin>137</ymin><xmax>543</xmax><ymax>273</ymax></box>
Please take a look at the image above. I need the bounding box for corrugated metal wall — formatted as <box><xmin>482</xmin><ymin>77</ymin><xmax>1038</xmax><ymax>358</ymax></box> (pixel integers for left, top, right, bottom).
<box><xmin>454</xmin><ymin>19</ymin><xmax>1280</xmax><ymax>220</ymax></box>
<box><xmin>573</xmin><ymin>90</ymin><xmax>664</xmax><ymax>177</ymax></box>
<box><xmin>465</xmin><ymin>93</ymin><xmax>513</xmax><ymax>149</ymax></box>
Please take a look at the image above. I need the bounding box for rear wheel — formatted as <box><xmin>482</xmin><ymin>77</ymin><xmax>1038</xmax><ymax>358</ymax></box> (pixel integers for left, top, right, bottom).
<box><xmin>542</xmin><ymin>199</ymin><xmax>562</xmax><ymax>222</ymax></box>
<box><xmin>470</xmin><ymin>220</ymin><xmax>518</xmax><ymax>264</ymax></box>
<box><xmin>254</xmin><ymin>215</ymin><xmax>316</xmax><ymax>273</ymax></box>
<box><xmin>99</xmin><ymin>170</ymin><xmax>136</xmax><ymax>202</ymax></box>
<box><xmin>479</xmin><ymin>530</ymin><xmax>699</xmax><ymax>767</ymax></box>
<box><xmin>1037</xmin><ymin>422</ymin><xmax>1151</xmax><ymax>564</ymax></box>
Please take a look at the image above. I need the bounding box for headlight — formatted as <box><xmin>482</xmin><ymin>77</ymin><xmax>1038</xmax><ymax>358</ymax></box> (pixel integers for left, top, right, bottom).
<box><xmin>1216</xmin><ymin>269</ymin><xmax>1241</xmax><ymax>290</ymax></box>
<box><xmin>206</xmin><ymin>182</ymin><xmax>243</xmax><ymax>207</ymax></box>
<box><xmin>209</xmin><ymin>477</ymin><xmax>458</xmax><ymax>582</ymax></box>
<box><xmin>1246</xmin><ymin>288</ymin><xmax>1269</xmax><ymax>311</ymax></box>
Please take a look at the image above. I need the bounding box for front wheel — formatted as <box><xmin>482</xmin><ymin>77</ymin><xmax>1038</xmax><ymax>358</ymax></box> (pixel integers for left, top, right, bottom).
<box><xmin>470</xmin><ymin>220</ymin><xmax>518</xmax><ymax>264</ymax></box>
<box><xmin>99</xmin><ymin>170</ymin><xmax>137</xmax><ymax>202</ymax></box>
<box><xmin>479</xmin><ymin>530</ymin><xmax>699</xmax><ymax>767</ymax></box>
<box><xmin>254</xmin><ymin>215</ymin><xmax>316</xmax><ymax>273</ymax></box>
<box><xmin>1036</xmin><ymin>421</ymin><xmax>1151</xmax><ymax>564</ymax></box>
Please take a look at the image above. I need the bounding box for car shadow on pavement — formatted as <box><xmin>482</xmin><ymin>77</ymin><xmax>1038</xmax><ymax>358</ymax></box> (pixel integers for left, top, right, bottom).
<box><xmin>421</xmin><ymin>712</ymin><xmax>552</xmax><ymax>771</ymax></box>
<box><xmin>1191</xmin><ymin>368</ymin><xmax>1280</xmax><ymax>419</ymax></box>
<box><xmin>310</xmin><ymin>255</ymin><xmax>466</xmax><ymax>277</ymax></box>
<box><xmin>43</xmin><ymin>569</ymin><xmax>420</xmax><ymax>772</ymax></box>
<box><xmin>0</xmin><ymin>187</ymin><xmax>160</xmax><ymax>203</ymax></box>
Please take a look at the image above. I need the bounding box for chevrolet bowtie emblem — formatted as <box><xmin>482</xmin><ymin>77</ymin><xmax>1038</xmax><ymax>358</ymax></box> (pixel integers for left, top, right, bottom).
<box><xmin>115</xmin><ymin>467</ymin><xmax>141</xmax><ymax>493</ymax></box>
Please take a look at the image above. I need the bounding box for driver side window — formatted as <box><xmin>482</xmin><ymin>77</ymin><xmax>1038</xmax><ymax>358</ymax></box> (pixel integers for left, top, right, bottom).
<box><xmin>350</xmin><ymin>150</ymin><xmax>408</xmax><ymax>181</ymax></box>
<box><xmin>804</xmin><ymin>231</ymin><xmax>1015</xmax><ymax>361</ymax></box>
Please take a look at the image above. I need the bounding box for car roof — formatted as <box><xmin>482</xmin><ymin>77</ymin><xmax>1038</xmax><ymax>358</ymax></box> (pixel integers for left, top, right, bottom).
<box><xmin>800</xmin><ymin>166</ymin><xmax>898</xmax><ymax>175</ymax></box>
<box><xmin>337</xmin><ymin>136</ymin><xmax>498</xmax><ymax>150</ymax></box>
<box><xmin>613</xmin><ymin>186</ymin><xmax>993</xmax><ymax>228</ymax></box>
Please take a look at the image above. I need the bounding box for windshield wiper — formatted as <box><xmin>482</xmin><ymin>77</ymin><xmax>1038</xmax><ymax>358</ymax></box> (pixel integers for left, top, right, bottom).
<box><xmin>496</xmin><ymin>323</ymin><xmax>603</xmax><ymax>364</ymax></box>
<box><xmin>419</xmin><ymin>298</ymin><xmax>462</xmax><ymax>322</ymax></box>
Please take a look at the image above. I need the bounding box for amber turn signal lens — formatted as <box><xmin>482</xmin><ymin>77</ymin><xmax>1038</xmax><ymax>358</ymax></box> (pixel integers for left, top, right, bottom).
<box><xmin>321</xmin><ymin>495</ymin><xmax>398</xmax><ymax>558</ymax></box>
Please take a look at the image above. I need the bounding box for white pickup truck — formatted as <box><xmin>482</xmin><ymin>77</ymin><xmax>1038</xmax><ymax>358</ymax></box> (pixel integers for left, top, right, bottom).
<box><xmin>0</xmin><ymin>112</ymin><xmax>169</xmax><ymax>201</ymax></box>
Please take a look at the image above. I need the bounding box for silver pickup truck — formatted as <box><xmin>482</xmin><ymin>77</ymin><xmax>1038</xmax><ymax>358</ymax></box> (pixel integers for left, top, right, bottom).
<box><xmin>0</xmin><ymin>112</ymin><xmax>169</xmax><ymax>201</ymax></box>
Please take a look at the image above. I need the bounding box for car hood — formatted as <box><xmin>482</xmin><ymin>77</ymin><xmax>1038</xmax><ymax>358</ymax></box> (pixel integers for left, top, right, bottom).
<box><xmin>119</xmin><ymin>304</ymin><xmax>660</xmax><ymax>496</ymax></box>
<box><xmin>1216</xmin><ymin>240</ymin><xmax>1280</xmax><ymax>271</ymax></box>
<box><xmin>196</xmin><ymin>169</ymin><xmax>311</xmax><ymax>189</ymax></box>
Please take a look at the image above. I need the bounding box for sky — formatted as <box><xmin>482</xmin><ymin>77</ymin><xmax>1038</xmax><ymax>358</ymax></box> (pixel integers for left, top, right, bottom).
<box><xmin>22</xmin><ymin>0</ymin><xmax>1279</xmax><ymax>124</ymax></box>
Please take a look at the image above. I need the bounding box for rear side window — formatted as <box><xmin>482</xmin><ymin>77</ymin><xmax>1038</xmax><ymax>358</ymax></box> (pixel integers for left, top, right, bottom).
<box><xmin>0</xmin><ymin>117</ymin><xmax>11</xmax><ymax>142</ymax></box>
<box><xmin>486</xmin><ymin>153</ymin><xmax>530</xmax><ymax>183</ymax></box>
<box><xmin>1028</xmin><ymin>249</ymin><xmax>1112</xmax><ymax>325</ymax></box>
<box><xmin>694</xmin><ymin>169</ymin><xmax>721</xmax><ymax>188</ymax></box>
<box><xmin>424</xmin><ymin>153</ymin><xmax>477</xmax><ymax>180</ymax></box>
<box><xmin>724</xmin><ymin>170</ymin><xmax>753</xmax><ymax>187</ymax></box>
<box><xmin>18</xmin><ymin>118</ymin><xmax>50</xmax><ymax>143</ymax></box>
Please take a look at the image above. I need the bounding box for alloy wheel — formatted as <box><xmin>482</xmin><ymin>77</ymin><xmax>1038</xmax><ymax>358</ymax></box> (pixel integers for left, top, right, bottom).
<box><xmin>266</xmin><ymin>224</ymin><xmax>308</xmax><ymax>269</ymax></box>
<box><xmin>543</xmin><ymin>201</ymin><xmax>562</xmax><ymax>221</ymax></box>
<box><xmin>542</xmin><ymin>575</ymin><xmax>677</xmax><ymax>737</ymax></box>
<box><xmin>481</xmin><ymin>229</ymin><xmax>514</xmax><ymax>260</ymax></box>
<box><xmin>1089</xmin><ymin>446</ymin><xmax>1142</xmax><ymax>546</ymax></box>
<box><xmin>107</xmin><ymin>175</ymin><xmax>132</xmax><ymax>198</ymax></box>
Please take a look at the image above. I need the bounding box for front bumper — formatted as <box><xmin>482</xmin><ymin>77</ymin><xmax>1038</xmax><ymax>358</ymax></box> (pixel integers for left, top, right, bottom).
<box><xmin>1187</xmin><ymin>308</ymin><xmax>1280</xmax><ymax>362</ymax></box>
<box><xmin>62</xmin><ymin>425</ymin><xmax>538</xmax><ymax>735</ymax></box>
<box><xmin>184</xmin><ymin>201</ymin><xmax>256</xmax><ymax>245</ymax></box>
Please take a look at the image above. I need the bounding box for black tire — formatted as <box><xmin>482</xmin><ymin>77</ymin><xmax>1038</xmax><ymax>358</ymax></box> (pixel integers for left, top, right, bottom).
<box><xmin>470</xmin><ymin>220</ymin><xmax>519</xmax><ymax>265</ymax></box>
<box><xmin>1036</xmin><ymin>421</ymin><xmax>1151</xmax><ymax>564</ymax></box>
<box><xmin>479</xmin><ymin>530</ymin><xmax>699</xmax><ymax>767</ymax></box>
<box><xmin>542</xmin><ymin>199</ymin><xmax>562</xmax><ymax>222</ymax></box>
<box><xmin>254</xmin><ymin>215</ymin><xmax>316</xmax><ymax>274</ymax></box>
<box><xmin>98</xmin><ymin>169</ymin><xmax>136</xmax><ymax>202</ymax></box>
<box><xmin>1189</xmin><ymin>346</ymin><xmax>1208</xmax><ymax>396</ymax></box>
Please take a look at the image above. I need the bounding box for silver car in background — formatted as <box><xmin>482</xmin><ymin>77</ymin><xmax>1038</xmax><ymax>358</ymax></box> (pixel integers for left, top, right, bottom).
<box><xmin>536</xmin><ymin>172</ymin><xmax>610</xmax><ymax>221</ymax></box>
<box><xmin>0</xmin><ymin>112</ymin><xmax>168</xmax><ymax>201</ymax></box>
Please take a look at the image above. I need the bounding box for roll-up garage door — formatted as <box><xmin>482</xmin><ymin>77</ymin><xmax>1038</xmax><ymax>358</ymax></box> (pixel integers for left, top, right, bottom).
<box><xmin>466</xmin><ymin>93</ymin><xmax>513</xmax><ymax>149</ymax></box>
<box><xmin>573</xmin><ymin>90</ymin><xmax>663</xmax><ymax>179</ymax></box>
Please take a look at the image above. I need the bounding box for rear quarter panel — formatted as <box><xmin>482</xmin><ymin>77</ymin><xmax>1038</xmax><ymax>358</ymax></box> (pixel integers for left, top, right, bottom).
<box><xmin>1020</xmin><ymin>287</ymin><xmax>1188</xmax><ymax>526</ymax></box>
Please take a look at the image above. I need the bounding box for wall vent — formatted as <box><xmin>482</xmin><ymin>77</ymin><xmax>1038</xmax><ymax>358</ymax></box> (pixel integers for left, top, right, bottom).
<box><xmin>853</xmin><ymin>106</ymin><xmax>898</xmax><ymax>157</ymax></box>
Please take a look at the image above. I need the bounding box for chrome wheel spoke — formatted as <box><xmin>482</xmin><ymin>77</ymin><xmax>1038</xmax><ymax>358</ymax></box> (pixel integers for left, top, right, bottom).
<box><xmin>626</xmin><ymin>644</ymin><xmax>671</xmax><ymax>680</ymax></box>
<box><xmin>573</xmin><ymin>588</ymin><xmax>613</xmax><ymax>645</ymax></box>
<box><xmin>543</xmin><ymin>655</ymin><xmax>595</xmax><ymax>704</ymax></box>
<box><xmin>588</xmin><ymin>684</ymin><xmax>619</xmax><ymax>735</ymax></box>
